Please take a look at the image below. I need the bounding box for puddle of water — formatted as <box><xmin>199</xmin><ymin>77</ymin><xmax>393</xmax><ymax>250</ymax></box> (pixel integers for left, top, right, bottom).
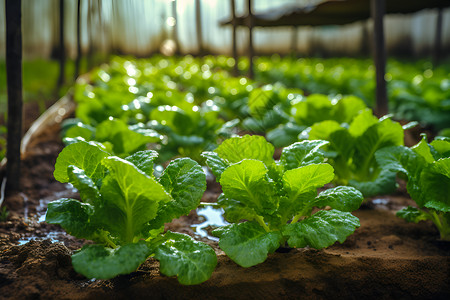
<box><xmin>17</xmin><ymin>231</ymin><xmax>61</xmax><ymax>245</ymax></box>
<box><xmin>192</xmin><ymin>204</ymin><xmax>228</xmax><ymax>241</ymax></box>
<box><xmin>372</xmin><ymin>199</ymin><xmax>389</xmax><ymax>205</ymax></box>
<box><xmin>18</xmin><ymin>184</ymin><xmax>79</xmax><ymax>245</ymax></box>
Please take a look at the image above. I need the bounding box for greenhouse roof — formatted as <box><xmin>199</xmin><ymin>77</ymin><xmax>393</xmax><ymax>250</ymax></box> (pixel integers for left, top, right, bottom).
<box><xmin>221</xmin><ymin>0</ymin><xmax>450</xmax><ymax>27</ymax></box>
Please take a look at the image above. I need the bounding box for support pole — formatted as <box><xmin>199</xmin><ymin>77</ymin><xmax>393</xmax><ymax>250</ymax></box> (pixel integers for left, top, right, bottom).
<box><xmin>247</xmin><ymin>0</ymin><xmax>254</xmax><ymax>79</ymax></box>
<box><xmin>195</xmin><ymin>0</ymin><xmax>203</xmax><ymax>55</ymax></box>
<box><xmin>87</xmin><ymin>0</ymin><xmax>94</xmax><ymax>70</ymax></box>
<box><xmin>291</xmin><ymin>26</ymin><xmax>298</xmax><ymax>56</ymax></box>
<box><xmin>5</xmin><ymin>0</ymin><xmax>23</xmax><ymax>193</ymax></box>
<box><xmin>57</xmin><ymin>0</ymin><xmax>65</xmax><ymax>92</ymax></box>
<box><xmin>230</xmin><ymin>0</ymin><xmax>238</xmax><ymax>76</ymax></box>
<box><xmin>74</xmin><ymin>0</ymin><xmax>82</xmax><ymax>81</ymax></box>
<box><xmin>371</xmin><ymin>0</ymin><xmax>388</xmax><ymax>117</ymax></box>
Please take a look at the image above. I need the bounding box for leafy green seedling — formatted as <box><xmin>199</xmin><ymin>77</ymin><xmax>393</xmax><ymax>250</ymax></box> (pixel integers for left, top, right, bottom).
<box><xmin>63</xmin><ymin>118</ymin><xmax>161</xmax><ymax>158</ymax></box>
<box><xmin>47</xmin><ymin>141</ymin><xmax>217</xmax><ymax>284</ymax></box>
<box><xmin>266</xmin><ymin>94</ymin><xmax>367</xmax><ymax>148</ymax></box>
<box><xmin>376</xmin><ymin>136</ymin><xmax>450</xmax><ymax>240</ymax></box>
<box><xmin>202</xmin><ymin>135</ymin><xmax>363</xmax><ymax>267</ymax></box>
<box><xmin>300</xmin><ymin>109</ymin><xmax>406</xmax><ymax>197</ymax></box>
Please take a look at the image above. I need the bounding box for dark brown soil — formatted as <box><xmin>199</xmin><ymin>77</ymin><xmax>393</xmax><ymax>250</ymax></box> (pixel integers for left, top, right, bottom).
<box><xmin>0</xmin><ymin>101</ymin><xmax>449</xmax><ymax>299</ymax></box>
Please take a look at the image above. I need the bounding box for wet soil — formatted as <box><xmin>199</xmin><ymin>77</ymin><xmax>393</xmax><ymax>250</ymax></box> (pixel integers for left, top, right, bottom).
<box><xmin>0</xmin><ymin>103</ymin><xmax>449</xmax><ymax>299</ymax></box>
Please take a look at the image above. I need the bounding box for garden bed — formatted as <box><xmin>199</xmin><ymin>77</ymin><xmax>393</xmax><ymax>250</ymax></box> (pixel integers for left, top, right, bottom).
<box><xmin>0</xmin><ymin>99</ymin><xmax>449</xmax><ymax>300</ymax></box>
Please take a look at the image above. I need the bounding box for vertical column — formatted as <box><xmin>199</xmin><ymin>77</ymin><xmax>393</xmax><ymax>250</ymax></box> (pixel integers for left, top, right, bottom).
<box><xmin>5</xmin><ymin>0</ymin><xmax>23</xmax><ymax>193</ymax></box>
<box><xmin>74</xmin><ymin>0</ymin><xmax>82</xmax><ymax>80</ymax></box>
<box><xmin>57</xmin><ymin>0</ymin><xmax>65</xmax><ymax>91</ymax></box>
<box><xmin>247</xmin><ymin>0</ymin><xmax>254</xmax><ymax>79</ymax></box>
<box><xmin>230</xmin><ymin>0</ymin><xmax>238</xmax><ymax>76</ymax></box>
<box><xmin>195</xmin><ymin>0</ymin><xmax>204</xmax><ymax>55</ymax></box>
<box><xmin>371</xmin><ymin>0</ymin><xmax>388</xmax><ymax>116</ymax></box>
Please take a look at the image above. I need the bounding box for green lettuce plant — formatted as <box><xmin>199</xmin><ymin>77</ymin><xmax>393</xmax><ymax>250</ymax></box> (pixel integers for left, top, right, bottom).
<box><xmin>376</xmin><ymin>136</ymin><xmax>450</xmax><ymax>240</ymax></box>
<box><xmin>267</xmin><ymin>94</ymin><xmax>367</xmax><ymax>148</ymax></box>
<box><xmin>46</xmin><ymin>141</ymin><xmax>217</xmax><ymax>284</ymax></box>
<box><xmin>202</xmin><ymin>135</ymin><xmax>363</xmax><ymax>267</ymax></box>
<box><xmin>300</xmin><ymin>109</ymin><xmax>407</xmax><ymax>197</ymax></box>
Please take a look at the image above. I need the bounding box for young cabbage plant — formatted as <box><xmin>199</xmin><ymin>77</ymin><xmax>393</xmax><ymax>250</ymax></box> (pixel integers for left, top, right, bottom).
<box><xmin>241</xmin><ymin>84</ymin><xmax>302</xmax><ymax>134</ymax></box>
<box><xmin>63</xmin><ymin>118</ymin><xmax>161</xmax><ymax>157</ymax></box>
<box><xmin>46</xmin><ymin>141</ymin><xmax>217</xmax><ymax>284</ymax></box>
<box><xmin>267</xmin><ymin>94</ymin><xmax>367</xmax><ymax>148</ymax></box>
<box><xmin>202</xmin><ymin>135</ymin><xmax>363</xmax><ymax>268</ymax></box>
<box><xmin>300</xmin><ymin>109</ymin><xmax>408</xmax><ymax>197</ymax></box>
<box><xmin>376</xmin><ymin>136</ymin><xmax>450</xmax><ymax>240</ymax></box>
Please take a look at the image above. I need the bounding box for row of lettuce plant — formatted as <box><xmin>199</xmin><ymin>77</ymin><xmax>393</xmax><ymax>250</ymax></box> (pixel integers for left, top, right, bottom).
<box><xmin>48</xmin><ymin>133</ymin><xmax>450</xmax><ymax>283</ymax></box>
<box><xmin>47</xmin><ymin>55</ymin><xmax>450</xmax><ymax>284</ymax></box>
<box><xmin>47</xmin><ymin>136</ymin><xmax>364</xmax><ymax>283</ymax></box>
<box><xmin>255</xmin><ymin>56</ymin><xmax>450</xmax><ymax>131</ymax></box>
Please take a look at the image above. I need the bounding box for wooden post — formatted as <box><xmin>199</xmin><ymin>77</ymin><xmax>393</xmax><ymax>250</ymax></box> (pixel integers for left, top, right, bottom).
<box><xmin>74</xmin><ymin>0</ymin><xmax>82</xmax><ymax>81</ymax></box>
<box><xmin>371</xmin><ymin>0</ymin><xmax>388</xmax><ymax>117</ymax></box>
<box><xmin>57</xmin><ymin>0</ymin><xmax>65</xmax><ymax>92</ymax></box>
<box><xmin>291</xmin><ymin>26</ymin><xmax>298</xmax><ymax>56</ymax></box>
<box><xmin>195</xmin><ymin>0</ymin><xmax>204</xmax><ymax>55</ymax></box>
<box><xmin>230</xmin><ymin>0</ymin><xmax>238</xmax><ymax>76</ymax></box>
<box><xmin>5</xmin><ymin>0</ymin><xmax>23</xmax><ymax>193</ymax></box>
<box><xmin>433</xmin><ymin>8</ymin><xmax>443</xmax><ymax>67</ymax></box>
<box><xmin>247</xmin><ymin>0</ymin><xmax>254</xmax><ymax>79</ymax></box>
<box><xmin>87</xmin><ymin>0</ymin><xmax>94</xmax><ymax>70</ymax></box>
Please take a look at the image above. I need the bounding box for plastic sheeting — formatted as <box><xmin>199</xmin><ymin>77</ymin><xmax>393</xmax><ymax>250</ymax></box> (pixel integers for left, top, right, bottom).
<box><xmin>0</xmin><ymin>0</ymin><xmax>449</xmax><ymax>59</ymax></box>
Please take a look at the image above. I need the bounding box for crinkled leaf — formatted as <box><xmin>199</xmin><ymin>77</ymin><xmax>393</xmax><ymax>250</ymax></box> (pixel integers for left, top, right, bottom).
<box><xmin>376</xmin><ymin>146</ymin><xmax>426</xmax><ymax>205</ymax></box>
<box><xmin>348</xmin><ymin>168</ymin><xmax>397</xmax><ymax>197</ymax></box>
<box><xmin>293</xmin><ymin>94</ymin><xmax>334</xmax><ymax>125</ymax></box>
<box><xmin>153</xmin><ymin>231</ymin><xmax>217</xmax><ymax>285</ymax></box>
<box><xmin>430</xmin><ymin>138</ymin><xmax>450</xmax><ymax>158</ymax></box>
<box><xmin>353</xmin><ymin>118</ymin><xmax>404</xmax><ymax>176</ymax></box>
<box><xmin>96</xmin><ymin>119</ymin><xmax>158</xmax><ymax>156</ymax></box>
<box><xmin>314</xmin><ymin>186</ymin><xmax>363</xmax><ymax>212</ymax></box>
<box><xmin>54</xmin><ymin>141</ymin><xmax>109</xmax><ymax>183</ymax></box>
<box><xmin>282</xmin><ymin>209</ymin><xmax>359</xmax><ymax>249</ymax></box>
<box><xmin>219</xmin><ymin>159</ymin><xmax>277</xmax><ymax>216</ymax></box>
<box><xmin>348</xmin><ymin>109</ymin><xmax>378</xmax><ymax>137</ymax></box>
<box><xmin>100</xmin><ymin>157</ymin><xmax>171</xmax><ymax>243</ymax></box>
<box><xmin>46</xmin><ymin>198</ymin><xmax>97</xmax><ymax>239</ymax></box>
<box><xmin>279</xmin><ymin>140</ymin><xmax>329</xmax><ymax>170</ymax></box>
<box><xmin>202</xmin><ymin>151</ymin><xmax>230</xmax><ymax>180</ymax></box>
<box><xmin>281</xmin><ymin>163</ymin><xmax>334</xmax><ymax>214</ymax></box>
<box><xmin>412</xmin><ymin>136</ymin><xmax>435</xmax><ymax>164</ymax></box>
<box><xmin>329</xmin><ymin>129</ymin><xmax>355</xmax><ymax>162</ymax></box>
<box><xmin>397</xmin><ymin>206</ymin><xmax>430</xmax><ymax>223</ymax></box>
<box><xmin>308</xmin><ymin>120</ymin><xmax>342</xmax><ymax>141</ymax></box>
<box><xmin>71</xmin><ymin>242</ymin><xmax>152</xmax><ymax>279</ymax></box>
<box><xmin>212</xmin><ymin>222</ymin><xmax>282</xmax><ymax>267</ymax></box>
<box><xmin>125</xmin><ymin>150</ymin><xmax>159</xmax><ymax>177</ymax></box>
<box><xmin>65</xmin><ymin>122</ymin><xmax>95</xmax><ymax>140</ymax></box>
<box><xmin>67</xmin><ymin>165</ymin><xmax>100</xmax><ymax>204</ymax></box>
<box><xmin>422</xmin><ymin>158</ymin><xmax>450</xmax><ymax>212</ymax></box>
<box><xmin>248</xmin><ymin>86</ymin><xmax>276</xmax><ymax>119</ymax></box>
<box><xmin>215</xmin><ymin>135</ymin><xmax>274</xmax><ymax>167</ymax></box>
<box><xmin>217</xmin><ymin>193</ymin><xmax>259</xmax><ymax>223</ymax></box>
<box><xmin>150</xmin><ymin>158</ymin><xmax>206</xmax><ymax>228</ymax></box>
<box><xmin>334</xmin><ymin>96</ymin><xmax>367</xmax><ymax>124</ymax></box>
<box><xmin>150</xmin><ymin>106</ymin><xmax>193</xmax><ymax>135</ymax></box>
<box><xmin>266</xmin><ymin>123</ymin><xmax>305</xmax><ymax>148</ymax></box>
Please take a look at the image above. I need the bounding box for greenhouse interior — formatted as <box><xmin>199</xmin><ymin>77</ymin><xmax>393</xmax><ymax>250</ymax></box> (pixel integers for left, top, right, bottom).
<box><xmin>0</xmin><ymin>0</ymin><xmax>449</xmax><ymax>298</ymax></box>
